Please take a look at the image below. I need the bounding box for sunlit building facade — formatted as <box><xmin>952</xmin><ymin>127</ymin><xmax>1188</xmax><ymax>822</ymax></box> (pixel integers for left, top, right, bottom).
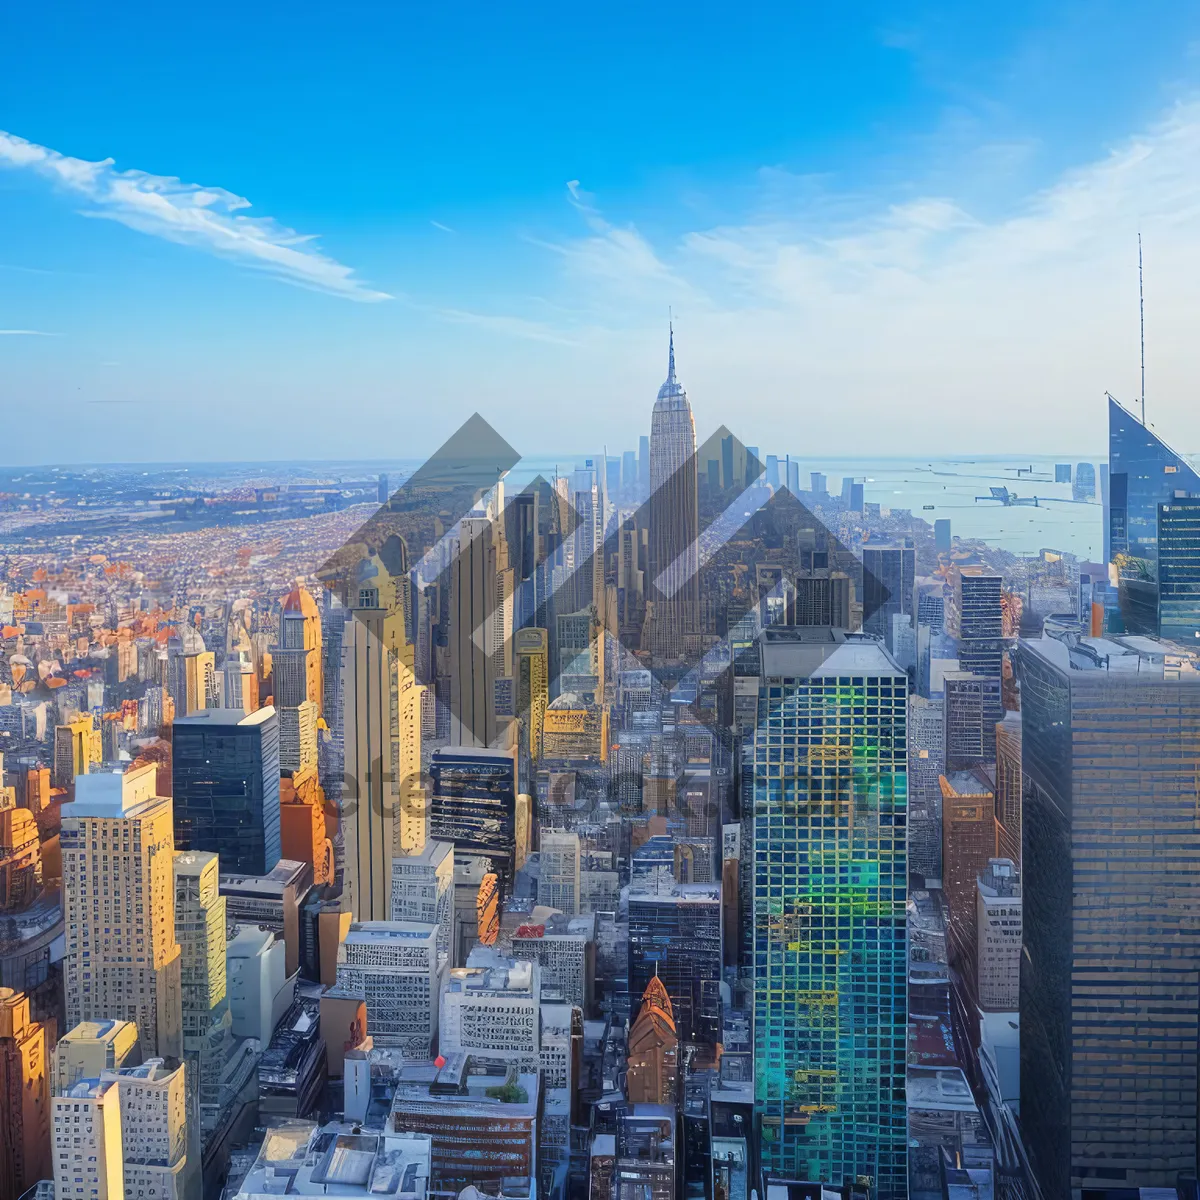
<box><xmin>62</xmin><ymin>765</ymin><xmax>182</xmax><ymax>1060</ymax></box>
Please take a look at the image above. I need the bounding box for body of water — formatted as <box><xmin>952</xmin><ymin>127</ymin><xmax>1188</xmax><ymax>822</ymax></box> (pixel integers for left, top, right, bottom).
<box><xmin>508</xmin><ymin>452</ymin><xmax>1106</xmax><ymax>563</ymax></box>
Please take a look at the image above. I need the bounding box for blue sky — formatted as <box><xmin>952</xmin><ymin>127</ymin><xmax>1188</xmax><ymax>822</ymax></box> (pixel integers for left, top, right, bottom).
<box><xmin>4</xmin><ymin>0</ymin><xmax>1200</xmax><ymax>465</ymax></box>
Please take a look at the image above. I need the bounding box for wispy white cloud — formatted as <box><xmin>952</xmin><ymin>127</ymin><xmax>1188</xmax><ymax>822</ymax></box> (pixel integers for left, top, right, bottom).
<box><xmin>522</xmin><ymin>98</ymin><xmax>1200</xmax><ymax>454</ymax></box>
<box><xmin>430</xmin><ymin>220</ymin><xmax>455</xmax><ymax>234</ymax></box>
<box><xmin>0</xmin><ymin>130</ymin><xmax>390</xmax><ymax>302</ymax></box>
<box><xmin>0</xmin><ymin>328</ymin><xmax>58</xmax><ymax>335</ymax></box>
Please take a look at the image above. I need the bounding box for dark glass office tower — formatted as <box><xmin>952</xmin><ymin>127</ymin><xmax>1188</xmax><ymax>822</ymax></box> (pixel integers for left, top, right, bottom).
<box><xmin>862</xmin><ymin>542</ymin><xmax>915</xmax><ymax>652</ymax></box>
<box><xmin>172</xmin><ymin>707</ymin><xmax>281</xmax><ymax>875</ymax></box>
<box><xmin>429</xmin><ymin>745</ymin><xmax>518</xmax><ymax>888</ymax></box>
<box><xmin>1106</xmin><ymin>394</ymin><xmax>1200</xmax><ymax>566</ymax></box>
<box><xmin>505</xmin><ymin>488</ymin><xmax>540</xmax><ymax>633</ymax></box>
<box><xmin>1157</xmin><ymin>499</ymin><xmax>1200</xmax><ymax>644</ymax></box>
<box><xmin>1017</xmin><ymin>633</ymin><xmax>1200</xmax><ymax>1195</ymax></box>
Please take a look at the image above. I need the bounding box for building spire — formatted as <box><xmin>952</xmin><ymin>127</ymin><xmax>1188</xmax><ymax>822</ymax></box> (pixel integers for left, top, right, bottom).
<box><xmin>667</xmin><ymin>315</ymin><xmax>676</xmax><ymax>383</ymax></box>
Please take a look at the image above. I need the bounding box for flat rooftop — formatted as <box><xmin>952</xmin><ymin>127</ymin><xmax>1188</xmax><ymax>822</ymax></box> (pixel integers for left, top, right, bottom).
<box><xmin>760</xmin><ymin>629</ymin><xmax>905</xmax><ymax>680</ymax></box>
<box><xmin>221</xmin><ymin>859</ymin><xmax>311</xmax><ymax>895</ymax></box>
<box><xmin>942</xmin><ymin>770</ymin><xmax>993</xmax><ymax>797</ymax></box>
<box><xmin>628</xmin><ymin>882</ymin><xmax>721</xmax><ymax>904</ymax></box>
<box><xmin>393</xmin><ymin>839</ymin><xmax>453</xmax><ymax>868</ymax></box>
<box><xmin>174</xmin><ymin>705</ymin><xmax>277</xmax><ymax>727</ymax></box>
<box><xmin>1022</xmin><ymin>631</ymin><xmax>1200</xmax><ymax>679</ymax></box>
<box><xmin>343</xmin><ymin>920</ymin><xmax>438</xmax><ymax>945</ymax></box>
<box><xmin>906</xmin><ymin>1066</ymin><xmax>979</xmax><ymax>1114</ymax></box>
<box><xmin>236</xmin><ymin>1120</ymin><xmax>432</xmax><ymax>1198</ymax></box>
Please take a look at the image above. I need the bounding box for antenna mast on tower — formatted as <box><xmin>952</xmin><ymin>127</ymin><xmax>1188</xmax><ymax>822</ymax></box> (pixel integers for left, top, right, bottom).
<box><xmin>1139</xmin><ymin>231</ymin><xmax>1146</xmax><ymax>426</ymax></box>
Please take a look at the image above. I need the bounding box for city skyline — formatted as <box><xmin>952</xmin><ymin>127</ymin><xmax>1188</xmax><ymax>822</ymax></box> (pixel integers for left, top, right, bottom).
<box><xmin>6</xmin><ymin>3</ymin><xmax>1200</xmax><ymax>462</ymax></box>
<box><xmin>8</xmin><ymin>9</ymin><xmax>1200</xmax><ymax>1199</ymax></box>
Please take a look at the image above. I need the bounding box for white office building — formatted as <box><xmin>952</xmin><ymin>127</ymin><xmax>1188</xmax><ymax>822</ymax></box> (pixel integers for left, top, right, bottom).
<box><xmin>439</xmin><ymin>946</ymin><xmax>541</xmax><ymax>1073</ymax></box>
<box><xmin>335</xmin><ymin>921</ymin><xmax>441</xmax><ymax>1057</ymax></box>
<box><xmin>390</xmin><ymin>840</ymin><xmax>454</xmax><ymax>966</ymax></box>
<box><xmin>537</xmin><ymin>831</ymin><xmax>581</xmax><ymax>916</ymax></box>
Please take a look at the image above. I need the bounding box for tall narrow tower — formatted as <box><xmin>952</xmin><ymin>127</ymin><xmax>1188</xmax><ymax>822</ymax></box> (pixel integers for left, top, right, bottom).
<box><xmin>647</xmin><ymin>326</ymin><xmax>699</xmax><ymax>659</ymax></box>
<box><xmin>62</xmin><ymin>764</ymin><xmax>182</xmax><ymax>1059</ymax></box>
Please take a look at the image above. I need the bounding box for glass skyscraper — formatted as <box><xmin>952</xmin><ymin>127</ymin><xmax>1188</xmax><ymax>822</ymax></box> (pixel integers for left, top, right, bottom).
<box><xmin>1017</xmin><ymin>632</ymin><xmax>1200</xmax><ymax>1194</ymax></box>
<box><xmin>752</xmin><ymin>630</ymin><xmax>907</xmax><ymax>1196</ymax></box>
<box><xmin>429</xmin><ymin>745</ymin><xmax>519</xmax><ymax>888</ymax></box>
<box><xmin>172</xmin><ymin>706</ymin><xmax>281</xmax><ymax>876</ymax></box>
<box><xmin>1106</xmin><ymin>394</ymin><xmax>1200</xmax><ymax>567</ymax></box>
<box><xmin>861</xmin><ymin>542</ymin><xmax>915</xmax><ymax>652</ymax></box>
<box><xmin>1157</xmin><ymin>499</ymin><xmax>1200</xmax><ymax>644</ymax></box>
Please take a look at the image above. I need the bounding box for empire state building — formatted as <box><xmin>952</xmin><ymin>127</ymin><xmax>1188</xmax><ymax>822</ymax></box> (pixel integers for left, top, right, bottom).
<box><xmin>648</xmin><ymin>326</ymin><xmax>699</xmax><ymax>659</ymax></box>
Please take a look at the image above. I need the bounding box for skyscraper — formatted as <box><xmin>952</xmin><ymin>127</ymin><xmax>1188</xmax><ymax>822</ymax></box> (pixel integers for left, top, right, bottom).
<box><xmin>334</xmin><ymin>921</ymin><xmax>440</xmax><ymax>1056</ymax></box>
<box><xmin>537</xmin><ymin>830</ymin><xmax>581</xmax><ymax>915</ymax></box>
<box><xmin>1156</xmin><ymin>499</ymin><xmax>1200</xmax><ymax>643</ymax></box>
<box><xmin>62</xmin><ymin>765</ymin><xmax>183</xmax><ymax>1059</ymax></box>
<box><xmin>993</xmin><ymin>711</ymin><xmax>1022</xmax><ymax>868</ymax></box>
<box><xmin>280</xmin><ymin>584</ymin><xmax>324</xmax><ymax>714</ymax></box>
<box><xmin>647</xmin><ymin>327</ymin><xmax>699</xmax><ymax>659</ymax></box>
<box><xmin>173</xmin><ymin>850</ymin><xmax>231</xmax><ymax>1122</ymax></box>
<box><xmin>514</xmin><ymin>627</ymin><xmax>549</xmax><ymax>761</ymax></box>
<box><xmin>105</xmin><ymin>1057</ymin><xmax>190</xmax><ymax>1200</ymax></box>
<box><xmin>975</xmin><ymin>858</ymin><xmax>1020</xmax><ymax>1012</ymax></box>
<box><xmin>54</xmin><ymin>715</ymin><xmax>100</xmax><ymax>790</ymax></box>
<box><xmin>625</xmin><ymin>975</ymin><xmax>678</xmax><ymax>1106</ymax></box>
<box><xmin>751</xmin><ymin>629</ymin><xmax>907</xmax><ymax>1195</ymax></box>
<box><xmin>946</xmin><ymin>568</ymin><xmax>1005</xmax><ymax>723</ymax></box>
<box><xmin>942</xmin><ymin>671</ymin><xmax>997</xmax><ymax>770</ymax></box>
<box><xmin>0</xmin><ymin>986</ymin><xmax>51</xmax><ymax>1197</ymax></box>
<box><xmin>1106</xmin><ymin>393</ymin><xmax>1200</xmax><ymax>567</ymax></box>
<box><xmin>1018</xmin><ymin>632</ymin><xmax>1200</xmax><ymax>1193</ymax></box>
<box><xmin>939</xmin><ymin>767</ymin><xmax>998</xmax><ymax>969</ymax></box>
<box><xmin>331</xmin><ymin>538</ymin><xmax>425</xmax><ymax>920</ymax></box>
<box><xmin>907</xmin><ymin>695</ymin><xmax>944</xmax><ymax>881</ymax></box>
<box><xmin>450</xmin><ymin>516</ymin><xmax>503</xmax><ymax>747</ymax></box>
<box><xmin>390</xmin><ymin>839</ymin><xmax>454</xmax><ymax>965</ymax></box>
<box><xmin>52</xmin><ymin>1076</ymin><xmax>123</xmax><ymax>1200</ymax></box>
<box><xmin>862</xmin><ymin>542</ymin><xmax>915</xmax><ymax>652</ymax></box>
<box><xmin>429</xmin><ymin>745</ymin><xmax>518</xmax><ymax>890</ymax></box>
<box><xmin>172</xmin><ymin>706</ymin><xmax>282</xmax><ymax>877</ymax></box>
<box><xmin>505</xmin><ymin>488</ymin><xmax>540</xmax><ymax>634</ymax></box>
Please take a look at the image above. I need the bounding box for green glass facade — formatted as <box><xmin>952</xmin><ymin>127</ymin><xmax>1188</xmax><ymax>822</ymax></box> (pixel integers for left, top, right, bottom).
<box><xmin>752</xmin><ymin>653</ymin><xmax>907</xmax><ymax>1197</ymax></box>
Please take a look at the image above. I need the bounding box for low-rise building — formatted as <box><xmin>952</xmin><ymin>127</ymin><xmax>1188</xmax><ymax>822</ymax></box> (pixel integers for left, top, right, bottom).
<box><xmin>231</xmin><ymin>1119</ymin><xmax>431</xmax><ymax>1199</ymax></box>
<box><xmin>388</xmin><ymin>1054</ymin><xmax>539</xmax><ymax>1197</ymax></box>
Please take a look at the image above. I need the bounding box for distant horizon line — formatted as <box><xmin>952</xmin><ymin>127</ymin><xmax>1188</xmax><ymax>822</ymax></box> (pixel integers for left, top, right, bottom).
<box><xmin>0</xmin><ymin>449</ymin><xmax>1115</xmax><ymax>474</ymax></box>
